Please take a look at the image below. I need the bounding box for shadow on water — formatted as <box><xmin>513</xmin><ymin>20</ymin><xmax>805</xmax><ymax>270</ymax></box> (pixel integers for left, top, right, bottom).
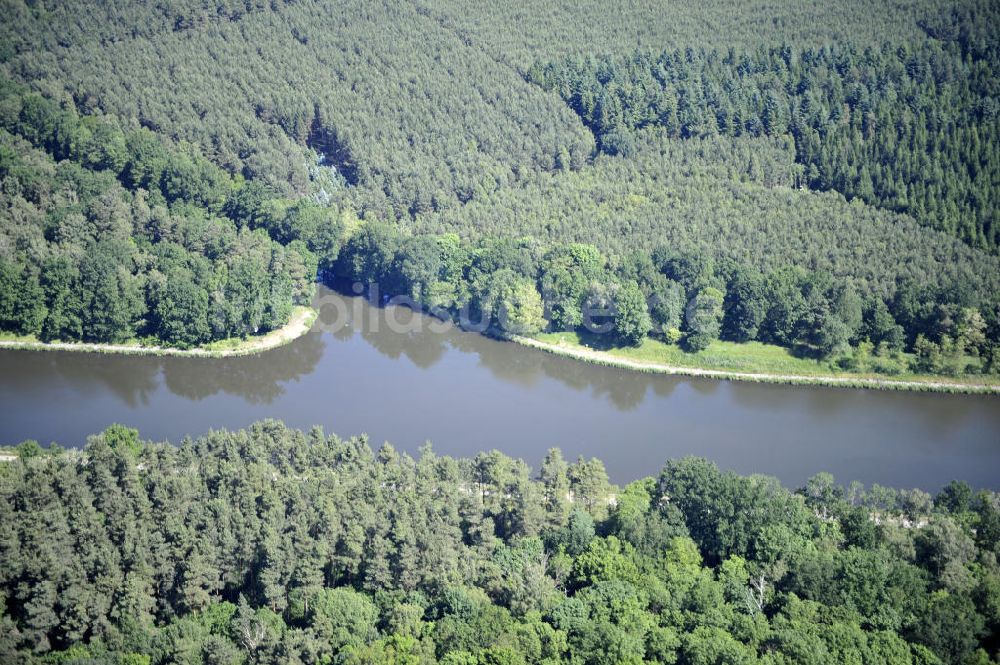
<box><xmin>161</xmin><ymin>329</ymin><xmax>326</xmax><ymax>403</ymax></box>
<box><xmin>1</xmin><ymin>284</ymin><xmax>998</xmax><ymax>490</ymax></box>
<box><xmin>318</xmin><ymin>282</ymin><xmax>667</xmax><ymax>410</ymax></box>
<box><xmin>0</xmin><ymin>349</ymin><xmax>161</xmax><ymax>408</ymax></box>
<box><xmin>449</xmin><ymin>329</ymin><xmax>699</xmax><ymax>411</ymax></box>
<box><xmin>724</xmin><ymin>370</ymin><xmax>993</xmax><ymax>444</ymax></box>
<box><xmin>318</xmin><ymin>288</ymin><xmax>450</xmax><ymax>368</ymax></box>
<box><xmin>527</xmin><ymin>351</ymin><xmax>653</xmax><ymax>411</ymax></box>
<box><xmin>360</xmin><ymin>312</ymin><xmax>448</xmax><ymax>369</ymax></box>
<box><xmin>0</xmin><ymin>319</ymin><xmax>326</xmax><ymax>409</ymax></box>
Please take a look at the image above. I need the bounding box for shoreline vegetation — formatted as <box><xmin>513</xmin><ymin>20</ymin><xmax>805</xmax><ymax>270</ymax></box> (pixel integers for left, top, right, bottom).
<box><xmin>512</xmin><ymin>332</ymin><xmax>1000</xmax><ymax>394</ymax></box>
<box><xmin>3</xmin><ymin>294</ymin><xmax>998</xmax><ymax>393</ymax></box>
<box><xmin>0</xmin><ymin>306</ymin><xmax>316</xmax><ymax>358</ymax></box>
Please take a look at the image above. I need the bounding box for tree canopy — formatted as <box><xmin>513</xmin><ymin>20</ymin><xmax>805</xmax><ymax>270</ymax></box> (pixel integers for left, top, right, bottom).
<box><xmin>0</xmin><ymin>421</ymin><xmax>996</xmax><ymax>664</ymax></box>
<box><xmin>0</xmin><ymin>0</ymin><xmax>998</xmax><ymax>372</ymax></box>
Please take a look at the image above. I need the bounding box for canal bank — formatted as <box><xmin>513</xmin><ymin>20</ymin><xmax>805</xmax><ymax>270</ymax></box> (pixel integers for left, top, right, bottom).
<box><xmin>509</xmin><ymin>335</ymin><xmax>1000</xmax><ymax>395</ymax></box>
<box><xmin>1</xmin><ymin>286</ymin><xmax>998</xmax><ymax>490</ymax></box>
<box><xmin>0</xmin><ymin>307</ymin><xmax>317</xmax><ymax>358</ymax></box>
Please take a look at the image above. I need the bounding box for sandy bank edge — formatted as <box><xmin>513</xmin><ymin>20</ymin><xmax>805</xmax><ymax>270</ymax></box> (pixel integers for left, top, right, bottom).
<box><xmin>0</xmin><ymin>307</ymin><xmax>316</xmax><ymax>358</ymax></box>
<box><xmin>510</xmin><ymin>335</ymin><xmax>1000</xmax><ymax>395</ymax></box>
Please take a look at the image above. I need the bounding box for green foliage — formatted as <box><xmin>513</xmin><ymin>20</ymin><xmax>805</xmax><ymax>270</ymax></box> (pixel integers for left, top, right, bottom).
<box><xmin>1</xmin><ymin>1</ymin><xmax>998</xmax><ymax>377</ymax></box>
<box><xmin>723</xmin><ymin>267</ymin><xmax>768</xmax><ymax>342</ymax></box>
<box><xmin>0</xmin><ymin>421</ymin><xmax>994</xmax><ymax>664</ymax></box>
<box><xmin>685</xmin><ymin>288</ymin><xmax>724</xmax><ymax>352</ymax></box>
<box><xmin>570</xmin><ymin>537</ymin><xmax>640</xmax><ymax>588</ymax></box>
<box><xmin>14</xmin><ymin>439</ymin><xmax>42</xmax><ymax>459</ymax></box>
<box><xmin>1</xmin><ymin>2</ymin><xmax>998</xmax><ymax>662</ymax></box>
<box><xmin>308</xmin><ymin>588</ymin><xmax>379</xmax><ymax>655</ymax></box>
<box><xmin>532</xmin><ymin>37</ymin><xmax>1000</xmax><ymax>252</ymax></box>
<box><xmin>538</xmin><ymin>244</ymin><xmax>606</xmax><ymax>332</ymax></box>
<box><xmin>613</xmin><ymin>281</ymin><xmax>651</xmax><ymax>346</ymax></box>
<box><xmin>100</xmin><ymin>423</ymin><xmax>141</xmax><ymax>458</ymax></box>
<box><xmin>481</xmin><ymin>270</ymin><xmax>547</xmax><ymax>336</ymax></box>
<box><xmin>0</xmin><ymin>121</ymin><xmax>317</xmax><ymax>345</ymax></box>
<box><xmin>320</xmin><ymin>221</ymin><xmax>996</xmax><ymax>371</ymax></box>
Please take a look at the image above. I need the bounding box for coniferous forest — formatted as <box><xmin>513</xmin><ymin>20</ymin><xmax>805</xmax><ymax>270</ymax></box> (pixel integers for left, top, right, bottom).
<box><xmin>1</xmin><ymin>0</ymin><xmax>1000</xmax><ymax>663</ymax></box>
<box><xmin>0</xmin><ymin>0</ymin><xmax>999</xmax><ymax>374</ymax></box>
<box><xmin>0</xmin><ymin>422</ymin><xmax>998</xmax><ymax>664</ymax></box>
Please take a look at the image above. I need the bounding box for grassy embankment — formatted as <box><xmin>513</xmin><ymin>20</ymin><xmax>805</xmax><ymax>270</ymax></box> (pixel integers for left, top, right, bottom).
<box><xmin>517</xmin><ymin>331</ymin><xmax>1000</xmax><ymax>394</ymax></box>
<box><xmin>0</xmin><ymin>307</ymin><xmax>316</xmax><ymax>358</ymax></box>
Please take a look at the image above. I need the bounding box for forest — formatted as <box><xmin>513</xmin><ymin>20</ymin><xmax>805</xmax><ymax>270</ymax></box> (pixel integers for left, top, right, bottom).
<box><xmin>0</xmin><ymin>79</ymin><xmax>325</xmax><ymax>347</ymax></box>
<box><xmin>528</xmin><ymin>40</ymin><xmax>1000</xmax><ymax>251</ymax></box>
<box><xmin>1</xmin><ymin>1</ymin><xmax>999</xmax><ymax>662</ymax></box>
<box><xmin>321</xmin><ymin>217</ymin><xmax>998</xmax><ymax>372</ymax></box>
<box><xmin>2</xmin><ymin>72</ymin><xmax>998</xmax><ymax>372</ymax></box>
<box><xmin>0</xmin><ymin>420</ymin><xmax>997</xmax><ymax>664</ymax></box>
<box><xmin>0</xmin><ymin>0</ymin><xmax>998</xmax><ymax>376</ymax></box>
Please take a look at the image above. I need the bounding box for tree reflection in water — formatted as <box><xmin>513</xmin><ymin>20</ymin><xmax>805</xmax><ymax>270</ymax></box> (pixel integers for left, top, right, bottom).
<box><xmin>161</xmin><ymin>330</ymin><xmax>325</xmax><ymax>403</ymax></box>
<box><xmin>4</xmin><ymin>285</ymin><xmax>998</xmax><ymax>491</ymax></box>
<box><xmin>54</xmin><ymin>352</ymin><xmax>160</xmax><ymax>408</ymax></box>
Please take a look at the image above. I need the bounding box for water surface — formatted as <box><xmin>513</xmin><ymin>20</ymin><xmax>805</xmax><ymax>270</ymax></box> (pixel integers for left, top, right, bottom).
<box><xmin>1</xmin><ymin>286</ymin><xmax>997</xmax><ymax>490</ymax></box>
